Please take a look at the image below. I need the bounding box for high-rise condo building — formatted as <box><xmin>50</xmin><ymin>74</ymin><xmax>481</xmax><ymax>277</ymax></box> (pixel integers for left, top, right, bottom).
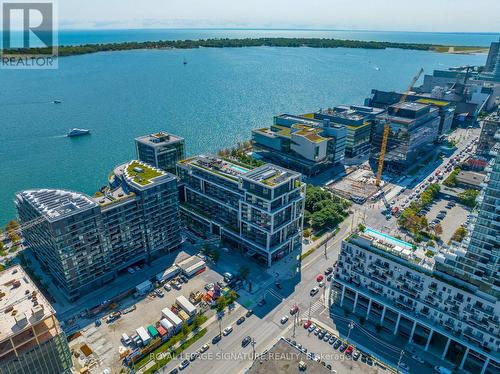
<box><xmin>135</xmin><ymin>132</ymin><xmax>186</xmax><ymax>174</ymax></box>
<box><xmin>15</xmin><ymin>160</ymin><xmax>181</xmax><ymax>301</ymax></box>
<box><xmin>477</xmin><ymin>111</ymin><xmax>500</xmax><ymax>158</ymax></box>
<box><xmin>177</xmin><ymin>155</ymin><xmax>305</xmax><ymax>266</ymax></box>
<box><xmin>0</xmin><ymin>265</ymin><xmax>73</xmax><ymax>374</ymax></box>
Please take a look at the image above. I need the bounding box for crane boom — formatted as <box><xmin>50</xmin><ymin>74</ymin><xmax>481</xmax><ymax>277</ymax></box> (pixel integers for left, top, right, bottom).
<box><xmin>375</xmin><ymin>68</ymin><xmax>424</xmax><ymax>187</ymax></box>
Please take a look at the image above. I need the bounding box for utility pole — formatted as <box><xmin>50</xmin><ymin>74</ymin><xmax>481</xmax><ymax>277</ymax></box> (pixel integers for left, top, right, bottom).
<box><xmin>396</xmin><ymin>350</ymin><xmax>405</xmax><ymax>373</ymax></box>
<box><xmin>292</xmin><ymin>305</ymin><xmax>299</xmax><ymax>338</ymax></box>
<box><xmin>346</xmin><ymin>320</ymin><xmax>355</xmax><ymax>343</ymax></box>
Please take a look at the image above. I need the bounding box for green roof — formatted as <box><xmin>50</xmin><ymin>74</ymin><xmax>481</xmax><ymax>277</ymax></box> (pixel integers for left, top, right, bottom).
<box><xmin>126</xmin><ymin>161</ymin><xmax>163</xmax><ymax>186</ymax></box>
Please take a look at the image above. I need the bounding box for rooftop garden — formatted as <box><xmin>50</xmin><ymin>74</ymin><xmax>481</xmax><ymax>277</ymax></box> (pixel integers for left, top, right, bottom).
<box><xmin>126</xmin><ymin>161</ymin><xmax>163</xmax><ymax>185</ymax></box>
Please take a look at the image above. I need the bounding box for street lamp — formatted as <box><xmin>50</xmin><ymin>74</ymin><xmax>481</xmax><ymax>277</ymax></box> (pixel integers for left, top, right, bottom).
<box><xmin>346</xmin><ymin>320</ymin><xmax>355</xmax><ymax>343</ymax></box>
<box><xmin>251</xmin><ymin>338</ymin><xmax>257</xmax><ymax>361</ymax></box>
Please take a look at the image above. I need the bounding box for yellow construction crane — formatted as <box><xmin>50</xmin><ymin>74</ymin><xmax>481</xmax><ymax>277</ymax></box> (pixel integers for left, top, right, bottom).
<box><xmin>375</xmin><ymin>68</ymin><xmax>424</xmax><ymax>187</ymax></box>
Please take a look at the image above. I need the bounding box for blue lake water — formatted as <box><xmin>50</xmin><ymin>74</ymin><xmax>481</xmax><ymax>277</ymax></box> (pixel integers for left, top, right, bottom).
<box><xmin>0</xmin><ymin>40</ymin><xmax>488</xmax><ymax>225</ymax></box>
<box><xmin>11</xmin><ymin>29</ymin><xmax>500</xmax><ymax>47</ymax></box>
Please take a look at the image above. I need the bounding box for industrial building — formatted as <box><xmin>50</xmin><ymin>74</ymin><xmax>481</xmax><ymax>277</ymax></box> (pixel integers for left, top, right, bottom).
<box><xmin>135</xmin><ymin>131</ymin><xmax>185</xmax><ymax>174</ymax></box>
<box><xmin>369</xmin><ymin>102</ymin><xmax>440</xmax><ymax>171</ymax></box>
<box><xmin>252</xmin><ymin>114</ymin><xmax>346</xmax><ymax>176</ymax></box>
<box><xmin>0</xmin><ymin>266</ymin><xmax>73</xmax><ymax>374</ymax></box>
<box><xmin>16</xmin><ymin>160</ymin><xmax>181</xmax><ymax>301</ymax></box>
<box><xmin>332</xmin><ymin>228</ymin><xmax>499</xmax><ymax>374</ymax></box>
<box><xmin>312</xmin><ymin>105</ymin><xmax>385</xmax><ymax>158</ymax></box>
<box><xmin>177</xmin><ymin>155</ymin><xmax>305</xmax><ymax>266</ymax></box>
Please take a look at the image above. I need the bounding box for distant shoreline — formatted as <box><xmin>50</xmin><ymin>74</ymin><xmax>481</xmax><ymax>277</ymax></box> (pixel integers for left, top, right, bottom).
<box><xmin>1</xmin><ymin>37</ymin><xmax>489</xmax><ymax>58</ymax></box>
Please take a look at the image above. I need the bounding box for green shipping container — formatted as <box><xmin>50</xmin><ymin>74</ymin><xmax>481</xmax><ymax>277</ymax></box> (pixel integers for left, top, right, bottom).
<box><xmin>147</xmin><ymin>325</ymin><xmax>159</xmax><ymax>338</ymax></box>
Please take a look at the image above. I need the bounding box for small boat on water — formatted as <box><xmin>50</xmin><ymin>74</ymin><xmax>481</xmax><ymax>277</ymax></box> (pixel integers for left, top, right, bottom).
<box><xmin>183</xmin><ymin>58</ymin><xmax>187</xmax><ymax>65</ymax></box>
<box><xmin>53</xmin><ymin>100</ymin><xmax>62</xmax><ymax>104</ymax></box>
<box><xmin>67</xmin><ymin>128</ymin><xmax>91</xmax><ymax>137</ymax></box>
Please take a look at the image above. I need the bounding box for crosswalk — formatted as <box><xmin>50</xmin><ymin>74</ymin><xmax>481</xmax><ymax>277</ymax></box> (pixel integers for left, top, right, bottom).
<box><xmin>300</xmin><ymin>300</ymin><xmax>325</xmax><ymax>319</ymax></box>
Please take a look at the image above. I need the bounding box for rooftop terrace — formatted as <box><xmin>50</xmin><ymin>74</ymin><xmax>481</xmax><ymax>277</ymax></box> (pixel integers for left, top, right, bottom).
<box><xmin>179</xmin><ymin>155</ymin><xmax>253</xmax><ymax>181</ymax></box>
<box><xmin>0</xmin><ymin>266</ymin><xmax>55</xmax><ymax>341</ymax></box>
<box><xmin>135</xmin><ymin>131</ymin><xmax>184</xmax><ymax>147</ymax></box>
<box><xmin>17</xmin><ymin>189</ymin><xmax>97</xmax><ymax>222</ymax></box>
<box><xmin>122</xmin><ymin>160</ymin><xmax>166</xmax><ymax>187</ymax></box>
<box><xmin>348</xmin><ymin>227</ymin><xmax>434</xmax><ymax>271</ymax></box>
<box><xmin>243</xmin><ymin>164</ymin><xmax>300</xmax><ymax>187</ymax></box>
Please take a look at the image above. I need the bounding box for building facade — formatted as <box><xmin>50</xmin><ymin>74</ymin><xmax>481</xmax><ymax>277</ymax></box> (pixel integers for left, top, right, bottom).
<box><xmin>332</xmin><ymin>229</ymin><xmax>499</xmax><ymax>374</ymax></box>
<box><xmin>135</xmin><ymin>132</ymin><xmax>185</xmax><ymax>174</ymax></box>
<box><xmin>369</xmin><ymin>102</ymin><xmax>440</xmax><ymax>171</ymax></box>
<box><xmin>177</xmin><ymin>155</ymin><xmax>305</xmax><ymax>266</ymax></box>
<box><xmin>481</xmin><ymin>39</ymin><xmax>500</xmax><ymax>82</ymax></box>
<box><xmin>313</xmin><ymin>105</ymin><xmax>385</xmax><ymax>158</ymax></box>
<box><xmin>0</xmin><ymin>266</ymin><xmax>73</xmax><ymax>374</ymax></box>
<box><xmin>477</xmin><ymin>111</ymin><xmax>500</xmax><ymax>158</ymax></box>
<box><xmin>252</xmin><ymin>114</ymin><xmax>346</xmax><ymax>176</ymax></box>
<box><xmin>16</xmin><ymin>160</ymin><xmax>181</xmax><ymax>301</ymax></box>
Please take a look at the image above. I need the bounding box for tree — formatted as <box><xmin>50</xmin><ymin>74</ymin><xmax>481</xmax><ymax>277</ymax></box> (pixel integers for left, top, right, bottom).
<box><xmin>433</xmin><ymin>223</ymin><xmax>443</xmax><ymax>236</ymax></box>
<box><xmin>180</xmin><ymin>323</ymin><xmax>190</xmax><ymax>338</ymax></box>
<box><xmin>459</xmin><ymin>190</ymin><xmax>479</xmax><ymax>208</ymax></box>
<box><xmin>216</xmin><ymin>296</ymin><xmax>227</xmax><ymax>312</ymax></box>
<box><xmin>192</xmin><ymin>314</ymin><xmax>204</xmax><ymax>328</ymax></box>
<box><xmin>211</xmin><ymin>249</ymin><xmax>220</xmax><ymax>263</ymax></box>
<box><xmin>5</xmin><ymin>220</ymin><xmax>19</xmax><ymax>232</ymax></box>
<box><xmin>238</xmin><ymin>266</ymin><xmax>250</xmax><ymax>280</ymax></box>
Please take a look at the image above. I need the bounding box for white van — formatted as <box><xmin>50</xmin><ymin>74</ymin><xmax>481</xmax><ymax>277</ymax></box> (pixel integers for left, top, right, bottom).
<box><xmin>121</xmin><ymin>333</ymin><xmax>131</xmax><ymax>345</ymax></box>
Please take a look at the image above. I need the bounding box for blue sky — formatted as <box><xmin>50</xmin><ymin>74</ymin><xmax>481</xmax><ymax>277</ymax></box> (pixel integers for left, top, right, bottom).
<box><xmin>22</xmin><ymin>0</ymin><xmax>500</xmax><ymax>32</ymax></box>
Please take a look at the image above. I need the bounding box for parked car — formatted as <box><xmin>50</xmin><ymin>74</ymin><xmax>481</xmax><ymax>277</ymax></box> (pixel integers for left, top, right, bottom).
<box><xmin>328</xmin><ymin>336</ymin><xmax>336</xmax><ymax>344</ymax></box>
<box><xmin>242</xmin><ymin>336</ymin><xmax>252</xmax><ymax>347</ymax></box>
<box><xmin>310</xmin><ymin>287</ymin><xmax>319</xmax><ymax>296</ymax></box>
<box><xmin>280</xmin><ymin>316</ymin><xmax>289</xmax><ymax>324</ymax></box>
<box><xmin>246</xmin><ymin>309</ymin><xmax>254</xmax><ymax>317</ymax></box>
<box><xmin>323</xmin><ymin>333</ymin><xmax>330</xmax><ymax>341</ymax></box>
<box><xmin>199</xmin><ymin>344</ymin><xmax>209</xmax><ymax>353</ymax></box>
<box><xmin>333</xmin><ymin>340</ymin><xmax>342</xmax><ymax>350</ymax></box>
<box><xmin>326</xmin><ymin>274</ymin><xmax>332</xmax><ymax>281</ymax></box>
<box><xmin>313</xmin><ymin>328</ymin><xmax>320</xmax><ymax>336</ymax></box>
<box><xmin>212</xmin><ymin>335</ymin><xmax>222</xmax><ymax>344</ymax></box>
<box><xmin>318</xmin><ymin>281</ymin><xmax>325</xmax><ymax>288</ymax></box>
<box><xmin>303</xmin><ymin>320</ymin><xmax>312</xmax><ymax>329</ymax></box>
<box><xmin>412</xmin><ymin>354</ymin><xmax>425</xmax><ymax>364</ymax></box>
<box><xmin>339</xmin><ymin>343</ymin><xmax>348</xmax><ymax>352</ymax></box>
<box><xmin>236</xmin><ymin>316</ymin><xmax>246</xmax><ymax>325</ymax></box>
<box><xmin>352</xmin><ymin>350</ymin><xmax>360</xmax><ymax>360</ymax></box>
<box><xmin>345</xmin><ymin>345</ymin><xmax>353</xmax><ymax>356</ymax></box>
<box><xmin>156</xmin><ymin>290</ymin><xmax>164</xmax><ymax>298</ymax></box>
<box><xmin>308</xmin><ymin>324</ymin><xmax>316</xmax><ymax>332</ymax></box>
<box><xmin>324</xmin><ymin>267</ymin><xmax>333</xmax><ymax>275</ymax></box>
<box><xmin>223</xmin><ymin>326</ymin><xmax>233</xmax><ymax>336</ymax></box>
<box><xmin>178</xmin><ymin>360</ymin><xmax>190</xmax><ymax>370</ymax></box>
<box><xmin>290</xmin><ymin>305</ymin><xmax>299</xmax><ymax>315</ymax></box>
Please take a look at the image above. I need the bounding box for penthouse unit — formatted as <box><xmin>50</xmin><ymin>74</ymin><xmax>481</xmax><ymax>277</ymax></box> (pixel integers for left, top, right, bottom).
<box><xmin>15</xmin><ymin>160</ymin><xmax>181</xmax><ymax>301</ymax></box>
<box><xmin>135</xmin><ymin>131</ymin><xmax>185</xmax><ymax>174</ymax></box>
<box><xmin>313</xmin><ymin>105</ymin><xmax>385</xmax><ymax>157</ymax></box>
<box><xmin>0</xmin><ymin>266</ymin><xmax>72</xmax><ymax>374</ymax></box>
<box><xmin>332</xmin><ymin>228</ymin><xmax>499</xmax><ymax>374</ymax></box>
<box><xmin>367</xmin><ymin>90</ymin><xmax>455</xmax><ymax>135</ymax></box>
<box><xmin>252</xmin><ymin>114</ymin><xmax>346</xmax><ymax>176</ymax></box>
<box><xmin>177</xmin><ymin>155</ymin><xmax>305</xmax><ymax>266</ymax></box>
<box><xmin>477</xmin><ymin>111</ymin><xmax>500</xmax><ymax>158</ymax></box>
<box><xmin>369</xmin><ymin>102</ymin><xmax>440</xmax><ymax>171</ymax></box>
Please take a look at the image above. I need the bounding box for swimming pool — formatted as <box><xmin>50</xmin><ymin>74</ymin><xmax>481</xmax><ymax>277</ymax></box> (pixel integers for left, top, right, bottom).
<box><xmin>364</xmin><ymin>228</ymin><xmax>413</xmax><ymax>250</ymax></box>
<box><xmin>229</xmin><ymin>164</ymin><xmax>250</xmax><ymax>173</ymax></box>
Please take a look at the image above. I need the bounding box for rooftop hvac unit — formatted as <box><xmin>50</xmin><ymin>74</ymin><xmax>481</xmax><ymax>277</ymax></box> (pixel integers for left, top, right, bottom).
<box><xmin>15</xmin><ymin>312</ymin><xmax>28</xmax><ymax>327</ymax></box>
<box><xmin>32</xmin><ymin>305</ymin><xmax>45</xmax><ymax>320</ymax></box>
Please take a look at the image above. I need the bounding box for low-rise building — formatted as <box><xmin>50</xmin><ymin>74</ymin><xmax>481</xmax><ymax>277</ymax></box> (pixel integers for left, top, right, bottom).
<box><xmin>252</xmin><ymin>114</ymin><xmax>346</xmax><ymax>176</ymax></box>
<box><xmin>135</xmin><ymin>131</ymin><xmax>185</xmax><ymax>174</ymax></box>
<box><xmin>332</xmin><ymin>227</ymin><xmax>499</xmax><ymax>374</ymax></box>
<box><xmin>0</xmin><ymin>266</ymin><xmax>73</xmax><ymax>374</ymax></box>
<box><xmin>313</xmin><ymin>105</ymin><xmax>385</xmax><ymax>157</ymax></box>
<box><xmin>455</xmin><ymin>170</ymin><xmax>486</xmax><ymax>190</ymax></box>
<box><xmin>177</xmin><ymin>155</ymin><xmax>305</xmax><ymax>266</ymax></box>
<box><xmin>369</xmin><ymin>102</ymin><xmax>440</xmax><ymax>171</ymax></box>
<box><xmin>16</xmin><ymin>160</ymin><xmax>181</xmax><ymax>301</ymax></box>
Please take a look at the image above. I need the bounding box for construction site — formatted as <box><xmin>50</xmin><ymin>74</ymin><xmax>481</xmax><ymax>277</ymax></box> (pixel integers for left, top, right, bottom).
<box><xmin>327</xmin><ymin>164</ymin><xmax>381</xmax><ymax>203</ymax></box>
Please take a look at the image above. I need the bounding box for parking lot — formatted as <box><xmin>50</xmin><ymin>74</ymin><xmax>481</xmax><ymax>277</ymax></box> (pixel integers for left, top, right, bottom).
<box><xmin>423</xmin><ymin>198</ymin><xmax>470</xmax><ymax>243</ymax></box>
<box><xmin>282</xmin><ymin>323</ymin><xmax>385</xmax><ymax>374</ymax></box>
